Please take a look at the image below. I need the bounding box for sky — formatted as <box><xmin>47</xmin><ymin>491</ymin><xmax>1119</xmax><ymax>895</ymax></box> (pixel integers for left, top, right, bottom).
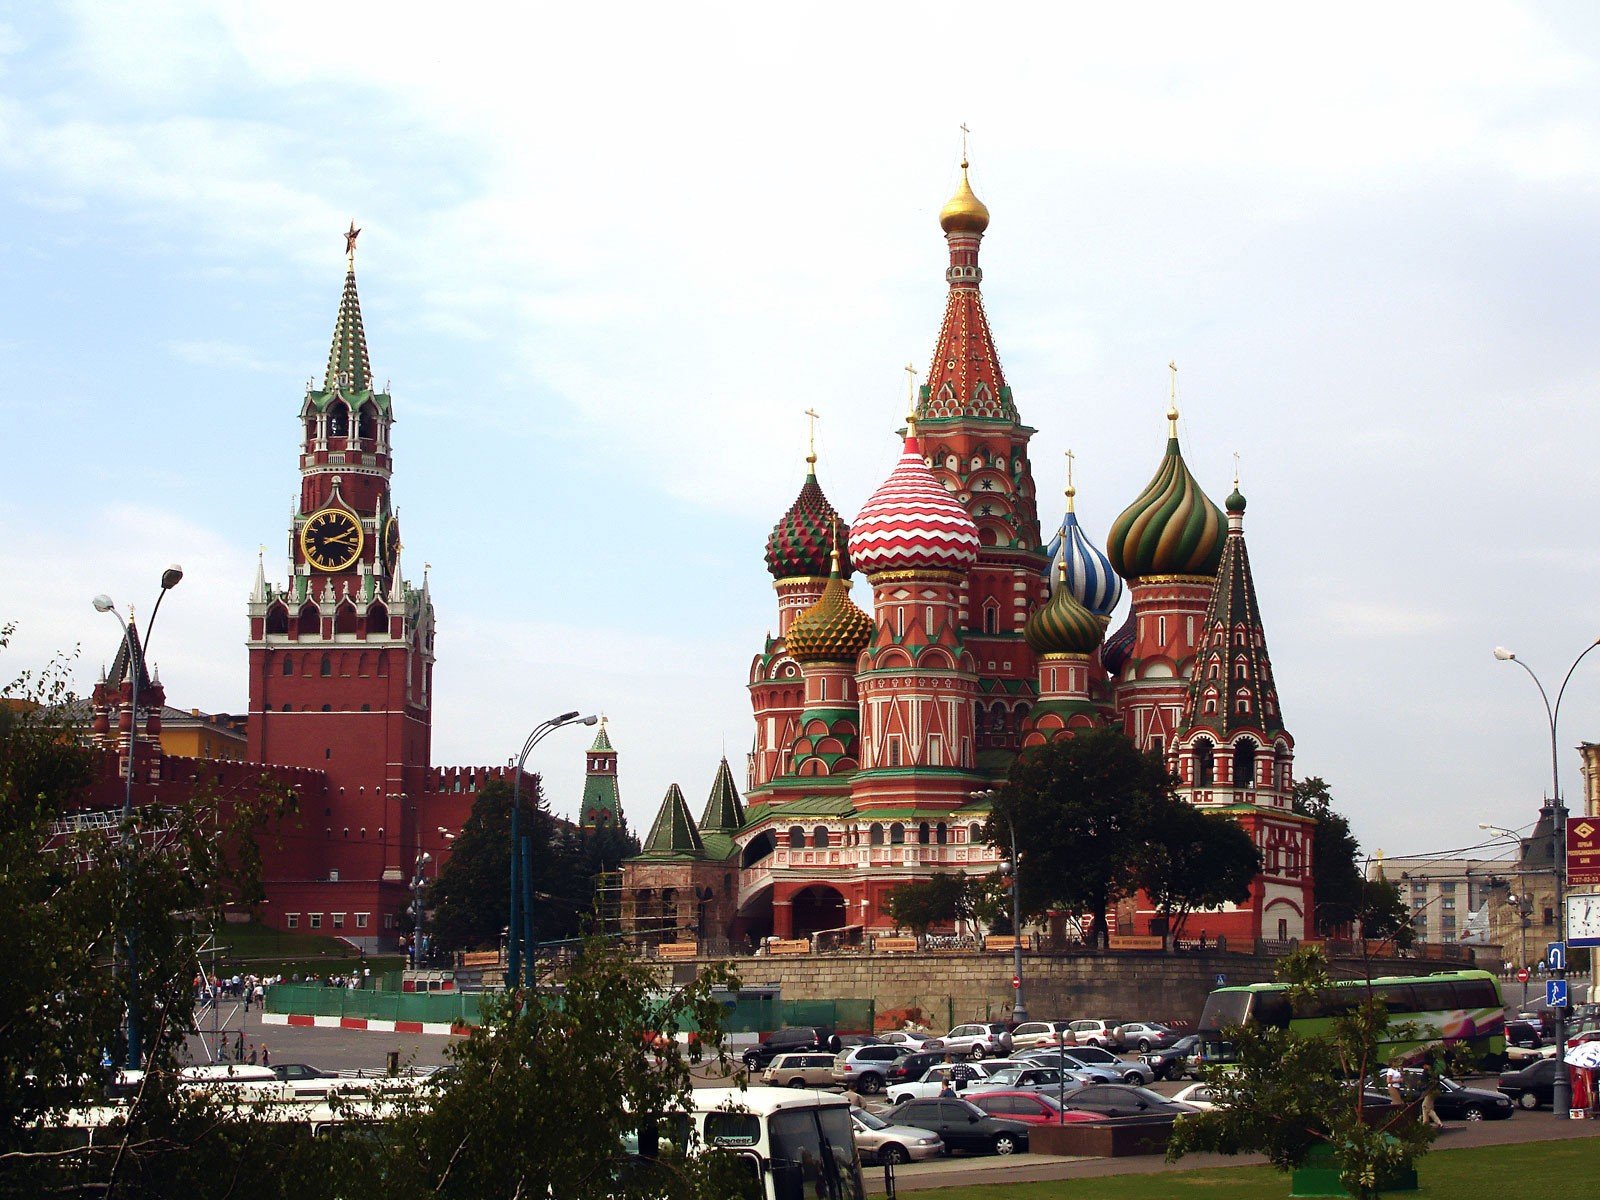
<box><xmin>3</xmin><ymin>1</ymin><xmax>1600</xmax><ymax>864</ymax></box>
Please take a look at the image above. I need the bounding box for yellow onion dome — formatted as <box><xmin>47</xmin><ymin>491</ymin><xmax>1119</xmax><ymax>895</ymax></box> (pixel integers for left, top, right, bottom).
<box><xmin>786</xmin><ymin>553</ymin><xmax>875</xmax><ymax>663</ymax></box>
<box><xmin>939</xmin><ymin>162</ymin><xmax>990</xmax><ymax>234</ymax></box>
<box><xmin>1024</xmin><ymin>565</ymin><xmax>1106</xmax><ymax>657</ymax></box>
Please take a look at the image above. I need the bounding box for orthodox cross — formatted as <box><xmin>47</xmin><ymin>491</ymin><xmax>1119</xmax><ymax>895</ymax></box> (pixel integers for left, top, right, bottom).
<box><xmin>960</xmin><ymin>122</ymin><xmax>971</xmax><ymax>166</ymax></box>
<box><xmin>904</xmin><ymin>362</ymin><xmax>918</xmax><ymax>418</ymax></box>
<box><xmin>804</xmin><ymin>408</ymin><xmax>820</xmax><ymax>466</ymax></box>
<box><xmin>1233</xmin><ymin>450</ymin><xmax>1241</xmax><ymax>488</ymax></box>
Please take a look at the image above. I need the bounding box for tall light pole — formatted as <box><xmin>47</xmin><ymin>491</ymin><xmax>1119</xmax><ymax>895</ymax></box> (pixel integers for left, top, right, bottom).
<box><xmin>410</xmin><ymin>852</ymin><xmax>433</xmax><ymax>968</ymax></box>
<box><xmin>507</xmin><ymin>711</ymin><xmax>597</xmax><ymax>990</ymax></box>
<box><xmin>1493</xmin><ymin>638</ymin><xmax>1600</xmax><ymax>1119</ymax></box>
<box><xmin>92</xmin><ymin>563</ymin><xmax>184</xmax><ymax>1071</ymax></box>
<box><xmin>971</xmin><ymin>789</ymin><xmax>1027</xmax><ymax>1023</ymax></box>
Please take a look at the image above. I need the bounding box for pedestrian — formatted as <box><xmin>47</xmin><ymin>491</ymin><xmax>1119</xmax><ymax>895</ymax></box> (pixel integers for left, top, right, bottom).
<box><xmin>1383</xmin><ymin>1062</ymin><xmax>1404</xmax><ymax>1108</ymax></box>
<box><xmin>248</xmin><ymin>1047</ymin><xmax>258</xmax><ymax>1066</ymax></box>
<box><xmin>262</xmin><ymin>1043</ymin><xmax>270</xmax><ymax>1068</ymax></box>
<box><xmin>235</xmin><ymin>1031</ymin><xmax>245</xmax><ymax>1062</ymax></box>
<box><xmin>1420</xmin><ymin>1057</ymin><xmax>1445</xmax><ymax>1128</ymax></box>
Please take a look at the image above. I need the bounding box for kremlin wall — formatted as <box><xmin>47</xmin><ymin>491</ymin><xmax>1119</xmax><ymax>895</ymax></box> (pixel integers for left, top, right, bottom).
<box><xmin>76</xmin><ymin>160</ymin><xmax>1317</xmax><ymax>957</ymax></box>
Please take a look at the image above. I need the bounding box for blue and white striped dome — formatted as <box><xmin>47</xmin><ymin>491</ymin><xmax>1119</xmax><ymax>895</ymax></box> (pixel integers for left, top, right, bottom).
<box><xmin>1042</xmin><ymin>509</ymin><xmax>1123</xmax><ymax>618</ymax></box>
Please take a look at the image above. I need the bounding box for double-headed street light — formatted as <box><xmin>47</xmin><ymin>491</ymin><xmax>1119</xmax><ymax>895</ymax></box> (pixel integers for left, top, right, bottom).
<box><xmin>411</xmin><ymin>852</ymin><xmax>433</xmax><ymax>968</ymax></box>
<box><xmin>507</xmin><ymin>711</ymin><xmax>598</xmax><ymax>990</ymax></box>
<box><xmin>92</xmin><ymin>564</ymin><xmax>184</xmax><ymax>1071</ymax></box>
<box><xmin>1492</xmin><ymin>638</ymin><xmax>1600</xmax><ymax>1119</ymax></box>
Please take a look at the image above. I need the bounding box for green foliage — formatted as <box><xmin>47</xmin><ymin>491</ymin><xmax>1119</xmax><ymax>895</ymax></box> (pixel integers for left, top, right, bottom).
<box><xmin>1135</xmin><ymin>800</ymin><xmax>1260</xmax><ymax>945</ymax></box>
<box><xmin>1293</xmin><ymin>776</ymin><xmax>1365</xmax><ymax>936</ymax></box>
<box><xmin>884</xmin><ymin>871</ymin><xmax>1003</xmax><ymax>936</ymax></box>
<box><xmin>1357</xmin><ymin>877</ymin><xmax>1415</xmax><ymax>950</ymax></box>
<box><xmin>1167</xmin><ymin>946</ymin><xmax>1438</xmax><ymax>1200</ymax></box>
<box><xmin>992</xmin><ymin>728</ymin><xmax>1259</xmax><ymax>946</ymax></box>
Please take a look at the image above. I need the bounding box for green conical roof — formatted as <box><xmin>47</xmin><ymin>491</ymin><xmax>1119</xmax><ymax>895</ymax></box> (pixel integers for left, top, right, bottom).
<box><xmin>700</xmin><ymin>758</ymin><xmax>746</xmax><ymax>833</ymax></box>
<box><xmin>1107</xmin><ymin>427</ymin><xmax>1225</xmax><ymax>580</ymax></box>
<box><xmin>588</xmin><ymin>717</ymin><xmax>615</xmax><ymax>753</ymax></box>
<box><xmin>324</xmin><ymin>266</ymin><xmax>373</xmax><ymax>392</ymax></box>
<box><xmin>642</xmin><ymin>783</ymin><xmax>704</xmax><ymax>857</ymax></box>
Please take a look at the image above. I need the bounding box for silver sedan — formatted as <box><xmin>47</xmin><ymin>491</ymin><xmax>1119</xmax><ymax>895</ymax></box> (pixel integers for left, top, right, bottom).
<box><xmin>849</xmin><ymin>1107</ymin><xmax>943</xmax><ymax>1165</ymax></box>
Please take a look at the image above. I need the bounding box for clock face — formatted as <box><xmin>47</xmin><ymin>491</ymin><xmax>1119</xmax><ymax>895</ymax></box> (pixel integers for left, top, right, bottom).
<box><xmin>384</xmin><ymin>515</ymin><xmax>401</xmax><ymax>572</ymax></box>
<box><xmin>300</xmin><ymin>507</ymin><xmax>364</xmax><ymax>572</ymax></box>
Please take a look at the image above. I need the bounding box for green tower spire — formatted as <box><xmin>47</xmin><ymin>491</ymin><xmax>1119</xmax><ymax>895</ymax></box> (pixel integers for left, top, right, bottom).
<box><xmin>699</xmin><ymin>757</ymin><xmax>746</xmax><ymax>833</ymax></box>
<box><xmin>641</xmin><ymin>784</ymin><xmax>704</xmax><ymax>857</ymax></box>
<box><xmin>578</xmin><ymin>716</ymin><xmax>622</xmax><ymax>830</ymax></box>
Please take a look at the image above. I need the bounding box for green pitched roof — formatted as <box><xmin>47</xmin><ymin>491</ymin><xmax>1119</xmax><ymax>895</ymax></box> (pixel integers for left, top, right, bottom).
<box><xmin>325</xmin><ymin>266</ymin><xmax>372</xmax><ymax>392</ymax></box>
<box><xmin>700</xmin><ymin>757</ymin><xmax>746</xmax><ymax>832</ymax></box>
<box><xmin>641</xmin><ymin>783</ymin><xmax>704</xmax><ymax>857</ymax></box>
<box><xmin>756</xmin><ymin>794</ymin><xmax>858</xmax><ymax>819</ymax></box>
<box><xmin>588</xmin><ymin>718</ymin><xmax>615</xmax><ymax>753</ymax></box>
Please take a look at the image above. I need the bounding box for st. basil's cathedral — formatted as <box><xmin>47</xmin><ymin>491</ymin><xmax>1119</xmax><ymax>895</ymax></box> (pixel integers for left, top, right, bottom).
<box><xmin>620</xmin><ymin>159</ymin><xmax>1315</xmax><ymax>949</ymax></box>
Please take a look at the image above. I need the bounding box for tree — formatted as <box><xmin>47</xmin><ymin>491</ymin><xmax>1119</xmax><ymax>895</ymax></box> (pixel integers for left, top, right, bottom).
<box><xmin>989</xmin><ymin>728</ymin><xmax>1177</xmax><ymax>946</ymax></box>
<box><xmin>1136</xmin><ymin>800</ymin><xmax>1261</xmax><ymax>946</ymax></box>
<box><xmin>1294</xmin><ymin>776</ymin><xmax>1364</xmax><ymax>936</ymax></box>
<box><xmin>1358</xmin><ymin>877</ymin><xmax>1415</xmax><ymax>950</ymax></box>
<box><xmin>883</xmin><ymin>872</ymin><xmax>1000</xmax><ymax>937</ymax></box>
<box><xmin>1168</xmin><ymin>945</ymin><xmax>1440</xmax><ymax>1200</ymax></box>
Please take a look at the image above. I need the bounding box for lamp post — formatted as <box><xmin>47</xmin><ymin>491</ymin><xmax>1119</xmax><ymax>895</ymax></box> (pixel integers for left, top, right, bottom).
<box><xmin>971</xmin><ymin>789</ymin><xmax>1027</xmax><ymax>1023</ymax></box>
<box><xmin>410</xmin><ymin>852</ymin><xmax>433</xmax><ymax>968</ymax></box>
<box><xmin>507</xmin><ymin>711</ymin><xmax>597</xmax><ymax>990</ymax></box>
<box><xmin>1493</xmin><ymin>639</ymin><xmax>1600</xmax><ymax>1119</ymax></box>
<box><xmin>92</xmin><ymin>564</ymin><xmax>183</xmax><ymax>1071</ymax></box>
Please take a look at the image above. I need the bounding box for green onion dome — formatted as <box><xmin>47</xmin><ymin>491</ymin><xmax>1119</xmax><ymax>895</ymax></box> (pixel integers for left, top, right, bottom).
<box><xmin>766</xmin><ymin>468</ymin><xmax>851</xmax><ymax>581</ymax></box>
<box><xmin>1226</xmin><ymin>485</ymin><xmax>1246</xmax><ymax>514</ymax></box>
<box><xmin>1025</xmin><ymin>564</ymin><xmax>1106</xmax><ymax>656</ymax></box>
<box><xmin>786</xmin><ymin>551</ymin><xmax>875</xmax><ymax>663</ymax></box>
<box><xmin>1107</xmin><ymin>423</ymin><xmax>1225</xmax><ymax>579</ymax></box>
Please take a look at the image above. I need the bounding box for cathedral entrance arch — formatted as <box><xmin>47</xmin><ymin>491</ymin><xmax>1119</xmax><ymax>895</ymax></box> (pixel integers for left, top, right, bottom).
<box><xmin>789</xmin><ymin>884</ymin><xmax>847</xmax><ymax>941</ymax></box>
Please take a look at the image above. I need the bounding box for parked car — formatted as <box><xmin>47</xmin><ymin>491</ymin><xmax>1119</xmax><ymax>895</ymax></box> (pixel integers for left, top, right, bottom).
<box><xmin>1057</xmin><ymin>1046</ymin><xmax>1151</xmax><ymax>1086</ymax></box>
<box><xmin>1117</xmin><ymin>1022</ymin><xmax>1182</xmax><ymax>1053</ymax></box>
<box><xmin>1140</xmin><ymin>1034</ymin><xmax>1201</xmax><ymax>1082</ymax></box>
<box><xmin>1059</xmin><ymin>1084</ymin><xmax>1198</xmax><ymax>1118</ymax></box>
<box><xmin>762</xmin><ymin>1052</ymin><xmax>841</xmax><ymax>1089</ymax></box>
<box><xmin>925</xmin><ymin>1022</ymin><xmax>1013</xmax><ymax>1060</ymax></box>
<box><xmin>1498</xmin><ymin>1058</ymin><xmax>1563</xmax><ymax>1110</ymax></box>
<box><xmin>837</xmin><ymin>1034</ymin><xmax>884</xmax><ymax>1050</ymax></box>
<box><xmin>269</xmin><ymin>1062</ymin><xmax>340</xmax><ymax>1096</ymax></box>
<box><xmin>848</xmin><ymin>1106</ymin><xmax>943</xmax><ymax>1164</ymax></box>
<box><xmin>886</xmin><ymin>1050</ymin><xmax>946</xmax><ymax>1087</ymax></box>
<box><xmin>965</xmin><ymin>1065</ymin><xmax>1070</xmax><ymax>1093</ymax></box>
<box><xmin>887</xmin><ymin>1061</ymin><xmax>990</xmax><ymax>1105</ymax></box>
<box><xmin>882</xmin><ymin>1097</ymin><xmax>1031</xmax><ymax>1156</ymax></box>
<box><xmin>1065</xmin><ymin>1019</ymin><xmax>1125</xmax><ymax>1049</ymax></box>
<box><xmin>830</xmin><ymin>1044</ymin><xmax>908</xmax><ymax>1095</ymax></box>
<box><xmin>1009</xmin><ymin>1020</ymin><xmax>1077</xmax><ymax>1050</ymax></box>
<box><xmin>1169</xmin><ymin>1083</ymin><xmax>1223</xmax><ymax>1111</ymax></box>
<box><xmin>742</xmin><ymin>1027</ymin><xmax>840</xmax><ymax>1073</ymax></box>
<box><xmin>878</xmin><ymin>1030</ymin><xmax>936</xmax><ymax>1051</ymax></box>
<box><xmin>1504</xmin><ymin>1020</ymin><xmax>1543</xmax><ymax>1049</ymax></box>
<box><xmin>1015</xmin><ymin>1049</ymin><xmax>1122</xmax><ymax>1084</ymax></box>
<box><xmin>969</xmin><ymin>1090</ymin><xmax>1099</xmax><ymax>1125</ymax></box>
<box><xmin>1427</xmin><ymin>1077</ymin><xmax>1515</xmax><ymax>1122</ymax></box>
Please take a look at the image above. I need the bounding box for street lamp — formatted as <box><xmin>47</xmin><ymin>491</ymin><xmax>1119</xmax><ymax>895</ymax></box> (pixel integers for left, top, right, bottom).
<box><xmin>92</xmin><ymin>563</ymin><xmax>183</xmax><ymax>1070</ymax></box>
<box><xmin>971</xmin><ymin>789</ymin><xmax>1027</xmax><ymax>1023</ymax></box>
<box><xmin>507</xmin><ymin>711</ymin><xmax>598</xmax><ymax>989</ymax></box>
<box><xmin>1492</xmin><ymin>638</ymin><xmax>1600</xmax><ymax>1118</ymax></box>
<box><xmin>411</xmin><ymin>852</ymin><xmax>433</xmax><ymax>968</ymax></box>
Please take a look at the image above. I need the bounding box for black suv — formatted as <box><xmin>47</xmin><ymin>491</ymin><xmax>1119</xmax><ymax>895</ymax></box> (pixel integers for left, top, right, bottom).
<box><xmin>887</xmin><ymin>1050</ymin><xmax>946</xmax><ymax>1086</ymax></box>
<box><xmin>742</xmin><ymin>1026</ymin><xmax>840</xmax><ymax>1072</ymax></box>
<box><xmin>884</xmin><ymin>1098</ymin><xmax>1029</xmax><ymax>1156</ymax></box>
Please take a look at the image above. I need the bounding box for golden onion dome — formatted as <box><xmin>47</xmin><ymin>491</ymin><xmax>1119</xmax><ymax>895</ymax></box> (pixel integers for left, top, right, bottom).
<box><xmin>786</xmin><ymin>551</ymin><xmax>875</xmax><ymax>663</ymax></box>
<box><xmin>939</xmin><ymin>162</ymin><xmax>990</xmax><ymax>234</ymax></box>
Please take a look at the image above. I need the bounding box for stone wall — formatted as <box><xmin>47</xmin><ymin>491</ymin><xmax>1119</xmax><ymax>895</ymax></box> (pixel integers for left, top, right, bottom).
<box><xmin>659</xmin><ymin>948</ymin><xmax>1421</xmax><ymax>1030</ymax></box>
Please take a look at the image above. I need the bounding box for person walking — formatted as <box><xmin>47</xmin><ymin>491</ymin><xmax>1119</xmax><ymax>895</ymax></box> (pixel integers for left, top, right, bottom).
<box><xmin>1383</xmin><ymin>1062</ymin><xmax>1405</xmax><ymax>1109</ymax></box>
<box><xmin>1419</xmin><ymin>1057</ymin><xmax>1445</xmax><ymax>1128</ymax></box>
<box><xmin>261</xmin><ymin>1044</ymin><xmax>270</xmax><ymax>1068</ymax></box>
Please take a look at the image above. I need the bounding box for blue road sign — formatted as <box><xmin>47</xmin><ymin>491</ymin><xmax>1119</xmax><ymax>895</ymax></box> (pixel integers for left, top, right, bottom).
<box><xmin>1215</xmin><ymin>974</ymin><xmax>1228</xmax><ymax>987</ymax></box>
<box><xmin>1548</xmin><ymin>942</ymin><xmax>1568</xmax><ymax>972</ymax></box>
<box><xmin>1548</xmin><ymin>979</ymin><xmax>1569</xmax><ymax>1008</ymax></box>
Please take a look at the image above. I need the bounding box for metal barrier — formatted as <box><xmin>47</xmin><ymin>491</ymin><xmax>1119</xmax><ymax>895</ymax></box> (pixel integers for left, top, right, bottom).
<box><xmin>264</xmin><ymin>984</ymin><xmax>483</xmax><ymax>1025</ymax></box>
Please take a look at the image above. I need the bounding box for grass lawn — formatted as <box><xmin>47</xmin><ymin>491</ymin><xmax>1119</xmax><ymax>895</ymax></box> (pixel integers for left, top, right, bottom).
<box><xmin>209</xmin><ymin>921</ymin><xmax>403</xmax><ymax>979</ymax></box>
<box><xmin>921</xmin><ymin>1138</ymin><xmax>1600</xmax><ymax>1200</ymax></box>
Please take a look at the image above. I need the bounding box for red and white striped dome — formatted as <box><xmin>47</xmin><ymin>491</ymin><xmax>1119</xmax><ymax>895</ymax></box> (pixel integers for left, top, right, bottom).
<box><xmin>848</xmin><ymin>434</ymin><xmax>980</xmax><ymax>574</ymax></box>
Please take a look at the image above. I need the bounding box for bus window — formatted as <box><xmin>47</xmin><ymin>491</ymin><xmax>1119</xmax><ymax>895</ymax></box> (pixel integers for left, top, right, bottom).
<box><xmin>770</xmin><ymin>1107</ymin><xmax>862</xmax><ymax>1200</ymax></box>
<box><xmin>1453</xmin><ymin>977</ymin><xmax>1501</xmax><ymax>1010</ymax></box>
<box><xmin>1409</xmin><ymin>981</ymin><xmax>1455</xmax><ymax>1013</ymax></box>
<box><xmin>1373</xmin><ymin>983</ymin><xmax>1420</xmax><ymax>1015</ymax></box>
<box><xmin>704</xmin><ymin>1111</ymin><xmax>761</xmax><ymax>1148</ymax></box>
<box><xmin>1254</xmin><ymin>991</ymin><xmax>1293</xmax><ymax>1030</ymax></box>
<box><xmin>817</xmin><ymin>1105</ymin><xmax>864</xmax><ymax>1200</ymax></box>
<box><xmin>1198</xmin><ymin>989</ymin><xmax>1251</xmax><ymax>1032</ymax></box>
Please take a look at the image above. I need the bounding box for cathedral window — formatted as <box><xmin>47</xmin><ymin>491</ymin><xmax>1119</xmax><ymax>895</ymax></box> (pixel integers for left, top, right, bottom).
<box><xmin>282</xmin><ymin>655</ymin><xmax>294</xmax><ymax>676</ymax></box>
<box><xmin>917</xmin><ymin>822</ymin><xmax>930</xmax><ymax>845</ymax></box>
<box><xmin>282</xmin><ymin>704</ymin><xmax>292</xmax><ymax>712</ymax></box>
<box><xmin>969</xmin><ymin>823</ymin><xmax>982</xmax><ymax>845</ymax></box>
<box><xmin>983</xmin><ymin>600</ymin><xmax>999</xmax><ymax>634</ymax></box>
<box><xmin>973</xmin><ymin>703</ymin><xmax>986</xmax><ymax>734</ymax></box>
<box><xmin>1194</xmin><ymin>740</ymin><xmax>1215</xmax><ymax>787</ymax></box>
<box><xmin>888</xmin><ymin>737</ymin><xmax>902</xmax><ymax>766</ymax></box>
<box><xmin>788</xmin><ymin>827</ymin><xmax>806</xmax><ymax>850</ymax></box>
<box><xmin>936</xmin><ymin>822</ymin><xmax>948</xmax><ymax>844</ymax></box>
<box><xmin>328</xmin><ymin>402</ymin><xmax>349</xmax><ymax>437</ymax></box>
<box><xmin>889</xmin><ymin>823</ymin><xmax>905</xmax><ymax>845</ymax></box>
<box><xmin>1158</xmin><ymin>616</ymin><xmax>1167</xmax><ymax>644</ymax></box>
<box><xmin>812</xmin><ymin>826</ymin><xmax>828</xmax><ymax>848</ymax></box>
<box><xmin>321</xmin><ymin>704</ymin><xmax>331</xmax><ymax>712</ymax></box>
<box><xmin>298</xmin><ymin>604</ymin><xmax>320</xmax><ymax>638</ymax></box>
<box><xmin>1233</xmin><ymin>740</ymin><xmax>1258</xmax><ymax>786</ymax></box>
<box><xmin>266</xmin><ymin>604</ymin><xmax>289</xmax><ymax>635</ymax></box>
<box><xmin>869</xmin><ymin>823</ymin><xmax>884</xmax><ymax>846</ymax></box>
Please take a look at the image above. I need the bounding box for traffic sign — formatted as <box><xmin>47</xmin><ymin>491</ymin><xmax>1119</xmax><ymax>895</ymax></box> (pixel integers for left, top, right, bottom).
<box><xmin>1548</xmin><ymin>979</ymin><xmax>1569</xmax><ymax>1008</ymax></box>
<box><xmin>1011</xmin><ymin>975</ymin><xmax>1021</xmax><ymax>990</ymax></box>
<box><xmin>1547</xmin><ymin>942</ymin><xmax>1568</xmax><ymax>973</ymax></box>
<box><xmin>1517</xmin><ymin>968</ymin><xmax>1531</xmax><ymax>983</ymax></box>
<box><xmin>1215</xmin><ymin>974</ymin><xmax>1228</xmax><ymax>987</ymax></box>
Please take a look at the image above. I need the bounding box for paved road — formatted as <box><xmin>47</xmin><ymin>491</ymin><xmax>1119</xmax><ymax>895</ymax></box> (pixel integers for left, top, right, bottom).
<box><xmin>184</xmin><ymin>999</ymin><xmax>456</xmax><ymax>1072</ymax></box>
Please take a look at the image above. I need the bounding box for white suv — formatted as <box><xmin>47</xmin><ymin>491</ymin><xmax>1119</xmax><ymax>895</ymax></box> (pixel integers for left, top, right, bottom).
<box><xmin>1066</xmin><ymin>1019</ymin><xmax>1124</xmax><ymax>1049</ymax></box>
<box><xmin>829</xmin><ymin>1044</ymin><xmax>907</xmax><ymax>1095</ymax></box>
<box><xmin>1010</xmin><ymin>1020</ymin><xmax>1076</xmax><ymax>1050</ymax></box>
<box><xmin>929</xmin><ymin>1022</ymin><xmax>1013</xmax><ymax>1060</ymax></box>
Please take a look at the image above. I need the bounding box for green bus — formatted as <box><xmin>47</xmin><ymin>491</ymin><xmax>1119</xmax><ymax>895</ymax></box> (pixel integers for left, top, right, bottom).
<box><xmin>1196</xmin><ymin>969</ymin><xmax>1507</xmax><ymax>1070</ymax></box>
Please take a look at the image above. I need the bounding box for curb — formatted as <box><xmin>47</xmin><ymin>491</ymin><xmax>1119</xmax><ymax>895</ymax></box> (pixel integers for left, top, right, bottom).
<box><xmin>262</xmin><ymin>1012</ymin><xmax>466</xmax><ymax>1037</ymax></box>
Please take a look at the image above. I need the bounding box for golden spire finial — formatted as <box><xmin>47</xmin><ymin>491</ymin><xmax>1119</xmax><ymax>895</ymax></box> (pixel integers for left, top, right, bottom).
<box><xmin>1064</xmin><ymin>449</ymin><xmax>1076</xmax><ymax>512</ymax></box>
<box><xmin>960</xmin><ymin>121</ymin><xmax>971</xmax><ymax>169</ymax></box>
<box><xmin>344</xmin><ymin>220</ymin><xmax>361</xmax><ymax>268</ymax></box>
<box><xmin>1233</xmin><ymin>450</ymin><xmax>1241</xmax><ymax>490</ymax></box>
<box><xmin>829</xmin><ymin>517</ymin><xmax>842</xmax><ymax>574</ymax></box>
<box><xmin>1167</xmin><ymin>360</ymin><xmax>1180</xmax><ymax>435</ymax></box>
<box><xmin>904</xmin><ymin>362</ymin><xmax>919</xmax><ymax>425</ymax></box>
<box><xmin>939</xmin><ymin>129</ymin><xmax>990</xmax><ymax>234</ymax></box>
<box><xmin>804</xmin><ymin>408</ymin><xmax>820</xmax><ymax>469</ymax></box>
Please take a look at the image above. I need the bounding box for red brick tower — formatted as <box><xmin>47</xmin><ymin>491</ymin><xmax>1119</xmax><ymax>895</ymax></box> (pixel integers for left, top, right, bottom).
<box><xmin>246</xmin><ymin>231</ymin><xmax>436</xmax><ymax>900</ymax></box>
<box><xmin>914</xmin><ymin>155</ymin><xmax>1047</xmax><ymax>760</ymax></box>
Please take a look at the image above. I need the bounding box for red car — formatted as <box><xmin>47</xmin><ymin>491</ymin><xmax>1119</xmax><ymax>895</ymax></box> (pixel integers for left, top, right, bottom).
<box><xmin>969</xmin><ymin>1090</ymin><xmax>1098</xmax><ymax>1125</ymax></box>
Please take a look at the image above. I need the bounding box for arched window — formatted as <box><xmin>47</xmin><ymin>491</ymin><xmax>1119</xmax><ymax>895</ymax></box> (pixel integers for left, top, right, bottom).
<box><xmin>298</xmin><ymin>604</ymin><xmax>320</xmax><ymax>638</ymax></box>
<box><xmin>357</xmin><ymin>404</ymin><xmax>376</xmax><ymax>442</ymax></box>
<box><xmin>917</xmin><ymin>822</ymin><xmax>931</xmax><ymax>845</ymax></box>
<box><xmin>266</xmin><ymin>604</ymin><xmax>289</xmax><ymax>635</ymax></box>
<box><xmin>366</xmin><ymin>602</ymin><xmax>388</xmax><ymax>637</ymax></box>
<box><xmin>1233</xmin><ymin>739</ymin><xmax>1258</xmax><ymax>787</ymax></box>
<box><xmin>811</xmin><ymin>826</ymin><xmax>828</xmax><ymax>849</ymax></box>
<box><xmin>869</xmin><ymin>823</ymin><xmax>884</xmax><ymax>846</ymax></box>
<box><xmin>787</xmin><ymin>826</ymin><xmax>806</xmax><ymax>850</ymax></box>
<box><xmin>974</xmin><ymin>703</ymin><xmax>987</xmax><ymax>734</ymax></box>
<box><xmin>889</xmin><ymin>823</ymin><xmax>905</xmax><ymax>846</ymax></box>
<box><xmin>281</xmin><ymin>655</ymin><xmax>294</xmax><ymax>676</ymax></box>
<box><xmin>936</xmin><ymin>822</ymin><xmax>948</xmax><ymax>845</ymax></box>
<box><xmin>334</xmin><ymin>603</ymin><xmax>358</xmax><ymax>636</ymax></box>
<box><xmin>1194</xmin><ymin>740</ymin><xmax>1215</xmax><ymax>787</ymax></box>
<box><xmin>327</xmin><ymin>402</ymin><xmax>349</xmax><ymax>438</ymax></box>
<box><xmin>983</xmin><ymin>600</ymin><xmax>1000</xmax><ymax>634</ymax></box>
<box><xmin>319</xmin><ymin>653</ymin><xmax>332</xmax><ymax>677</ymax></box>
<box><xmin>969</xmin><ymin>823</ymin><xmax>983</xmax><ymax>845</ymax></box>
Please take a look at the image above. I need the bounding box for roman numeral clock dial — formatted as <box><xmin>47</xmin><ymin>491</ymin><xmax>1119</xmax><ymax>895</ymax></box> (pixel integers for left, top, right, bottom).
<box><xmin>300</xmin><ymin>507</ymin><xmax>364</xmax><ymax>572</ymax></box>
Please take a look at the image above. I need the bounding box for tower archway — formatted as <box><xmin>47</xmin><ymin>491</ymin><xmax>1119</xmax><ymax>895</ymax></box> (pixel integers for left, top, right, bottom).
<box><xmin>789</xmin><ymin>884</ymin><xmax>847</xmax><ymax>940</ymax></box>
